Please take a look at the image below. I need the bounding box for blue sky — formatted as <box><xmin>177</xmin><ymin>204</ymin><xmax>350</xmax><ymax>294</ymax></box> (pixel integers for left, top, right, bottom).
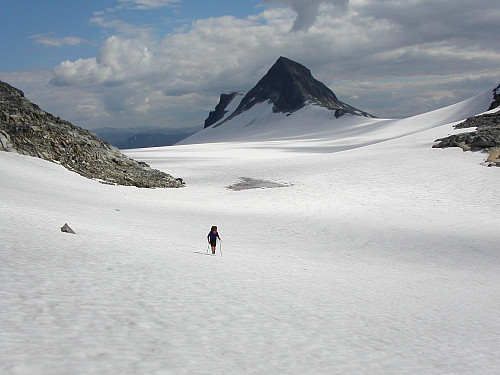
<box><xmin>1</xmin><ymin>0</ymin><xmax>499</xmax><ymax>129</ymax></box>
<box><xmin>2</xmin><ymin>1</ymin><xmax>112</xmax><ymax>71</ymax></box>
<box><xmin>1</xmin><ymin>0</ymin><xmax>261</xmax><ymax>71</ymax></box>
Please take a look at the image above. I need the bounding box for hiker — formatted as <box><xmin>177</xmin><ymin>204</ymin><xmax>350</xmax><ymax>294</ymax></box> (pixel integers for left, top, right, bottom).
<box><xmin>207</xmin><ymin>226</ymin><xmax>221</xmax><ymax>255</ymax></box>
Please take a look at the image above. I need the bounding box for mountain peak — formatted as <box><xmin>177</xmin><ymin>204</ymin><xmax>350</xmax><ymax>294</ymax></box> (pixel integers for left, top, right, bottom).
<box><xmin>208</xmin><ymin>57</ymin><xmax>373</xmax><ymax>128</ymax></box>
<box><xmin>238</xmin><ymin>56</ymin><xmax>338</xmax><ymax>114</ymax></box>
<box><xmin>273</xmin><ymin>55</ymin><xmax>307</xmax><ymax>73</ymax></box>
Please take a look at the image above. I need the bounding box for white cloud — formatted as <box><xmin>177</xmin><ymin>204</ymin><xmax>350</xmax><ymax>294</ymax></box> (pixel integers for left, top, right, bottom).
<box><xmin>90</xmin><ymin>10</ymin><xmax>157</xmax><ymax>38</ymax></box>
<box><xmin>332</xmin><ymin>71</ymin><xmax>500</xmax><ymax>118</ymax></box>
<box><xmin>0</xmin><ymin>70</ymin><xmax>109</xmax><ymax>124</ymax></box>
<box><xmin>51</xmin><ymin>36</ymin><xmax>154</xmax><ymax>86</ymax></box>
<box><xmin>118</xmin><ymin>0</ymin><xmax>181</xmax><ymax>10</ymax></box>
<box><xmin>7</xmin><ymin>0</ymin><xmax>498</xmax><ymax>129</ymax></box>
<box><xmin>262</xmin><ymin>0</ymin><xmax>349</xmax><ymax>31</ymax></box>
<box><xmin>29</xmin><ymin>33</ymin><xmax>88</xmax><ymax>47</ymax></box>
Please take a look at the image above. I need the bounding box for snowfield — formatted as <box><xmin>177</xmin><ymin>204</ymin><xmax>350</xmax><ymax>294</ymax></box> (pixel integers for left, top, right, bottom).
<box><xmin>1</xmin><ymin>91</ymin><xmax>500</xmax><ymax>374</ymax></box>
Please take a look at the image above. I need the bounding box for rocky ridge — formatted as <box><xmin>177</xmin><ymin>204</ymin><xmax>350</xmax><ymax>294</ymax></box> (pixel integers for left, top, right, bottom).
<box><xmin>206</xmin><ymin>57</ymin><xmax>373</xmax><ymax>128</ymax></box>
<box><xmin>204</xmin><ymin>92</ymin><xmax>241</xmax><ymax>129</ymax></box>
<box><xmin>0</xmin><ymin>80</ymin><xmax>184</xmax><ymax>187</ymax></box>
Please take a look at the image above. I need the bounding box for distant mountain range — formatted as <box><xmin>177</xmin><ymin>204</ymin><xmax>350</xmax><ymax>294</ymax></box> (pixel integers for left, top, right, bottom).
<box><xmin>93</xmin><ymin>126</ymin><xmax>200</xmax><ymax>149</ymax></box>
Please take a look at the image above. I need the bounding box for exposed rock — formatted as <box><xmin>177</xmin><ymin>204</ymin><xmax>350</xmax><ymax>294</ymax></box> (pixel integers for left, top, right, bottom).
<box><xmin>61</xmin><ymin>223</ymin><xmax>76</xmax><ymax>234</ymax></box>
<box><xmin>488</xmin><ymin>83</ymin><xmax>500</xmax><ymax>111</ymax></box>
<box><xmin>433</xmin><ymin>111</ymin><xmax>500</xmax><ymax>166</ymax></box>
<box><xmin>487</xmin><ymin>147</ymin><xmax>500</xmax><ymax>165</ymax></box>
<box><xmin>211</xmin><ymin>56</ymin><xmax>374</xmax><ymax>128</ymax></box>
<box><xmin>0</xmin><ymin>80</ymin><xmax>184</xmax><ymax>188</ymax></box>
<box><xmin>204</xmin><ymin>93</ymin><xmax>241</xmax><ymax>128</ymax></box>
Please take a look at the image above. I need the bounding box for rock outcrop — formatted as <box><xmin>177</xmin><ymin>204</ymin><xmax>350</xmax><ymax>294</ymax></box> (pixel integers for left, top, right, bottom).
<box><xmin>0</xmin><ymin>80</ymin><xmax>184</xmax><ymax>187</ymax></box>
<box><xmin>204</xmin><ymin>92</ymin><xmax>241</xmax><ymax>128</ymax></box>
<box><xmin>433</xmin><ymin>111</ymin><xmax>500</xmax><ymax>167</ymax></box>
<box><xmin>488</xmin><ymin>83</ymin><xmax>500</xmax><ymax>111</ymax></box>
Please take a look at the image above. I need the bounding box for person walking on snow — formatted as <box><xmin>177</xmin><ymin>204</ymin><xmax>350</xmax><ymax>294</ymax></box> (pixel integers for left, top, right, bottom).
<box><xmin>207</xmin><ymin>226</ymin><xmax>221</xmax><ymax>255</ymax></box>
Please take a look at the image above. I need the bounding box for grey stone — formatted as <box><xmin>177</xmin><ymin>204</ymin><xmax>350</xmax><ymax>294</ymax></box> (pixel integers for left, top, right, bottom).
<box><xmin>61</xmin><ymin>223</ymin><xmax>76</xmax><ymax>234</ymax></box>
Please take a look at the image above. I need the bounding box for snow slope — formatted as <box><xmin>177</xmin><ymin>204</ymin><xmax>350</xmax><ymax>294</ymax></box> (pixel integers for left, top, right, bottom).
<box><xmin>1</xmin><ymin>89</ymin><xmax>500</xmax><ymax>375</ymax></box>
<box><xmin>181</xmin><ymin>88</ymin><xmax>494</xmax><ymax>150</ymax></box>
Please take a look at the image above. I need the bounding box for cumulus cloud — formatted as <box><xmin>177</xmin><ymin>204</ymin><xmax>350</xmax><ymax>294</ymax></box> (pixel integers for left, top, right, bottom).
<box><xmin>14</xmin><ymin>0</ymin><xmax>498</xmax><ymax>128</ymax></box>
<box><xmin>51</xmin><ymin>36</ymin><xmax>153</xmax><ymax>86</ymax></box>
<box><xmin>262</xmin><ymin>0</ymin><xmax>349</xmax><ymax>31</ymax></box>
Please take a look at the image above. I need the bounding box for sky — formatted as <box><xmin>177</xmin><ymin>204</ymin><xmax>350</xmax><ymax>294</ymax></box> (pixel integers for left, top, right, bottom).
<box><xmin>1</xmin><ymin>0</ymin><xmax>499</xmax><ymax>130</ymax></box>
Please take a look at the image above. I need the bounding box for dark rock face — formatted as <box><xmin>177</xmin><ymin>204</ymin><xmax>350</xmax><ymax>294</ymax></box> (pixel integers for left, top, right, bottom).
<box><xmin>433</xmin><ymin>111</ymin><xmax>500</xmax><ymax>167</ymax></box>
<box><xmin>0</xmin><ymin>80</ymin><xmax>184</xmax><ymax>188</ymax></box>
<box><xmin>215</xmin><ymin>56</ymin><xmax>373</xmax><ymax>127</ymax></box>
<box><xmin>204</xmin><ymin>92</ymin><xmax>240</xmax><ymax>128</ymax></box>
<box><xmin>488</xmin><ymin>83</ymin><xmax>500</xmax><ymax>111</ymax></box>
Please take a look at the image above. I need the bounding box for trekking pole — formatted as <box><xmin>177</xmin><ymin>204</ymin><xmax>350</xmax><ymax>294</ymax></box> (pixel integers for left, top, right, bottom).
<box><xmin>207</xmin><ymin>243</ymin><xmax>209</xmax><ymax>254</ymax></box>
<box><xmin>219</xmin><ymin>240</ymin><xmax>223</xmax><ymax>257</ymax></box>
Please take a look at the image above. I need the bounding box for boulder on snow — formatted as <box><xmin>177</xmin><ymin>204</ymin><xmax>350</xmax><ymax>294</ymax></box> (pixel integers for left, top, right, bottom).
<box><xmin>61</xmin><ymin>223</ymin><xmax>76</xmax><ymax>234</ymax></box>
<box><xmin>433</xmin><ymin>111</ymin><xmax>500</xmax><ymax>166</ymax></box>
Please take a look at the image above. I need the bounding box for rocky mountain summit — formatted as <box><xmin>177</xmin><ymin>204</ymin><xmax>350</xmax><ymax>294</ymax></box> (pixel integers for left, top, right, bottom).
<box><xmin>0</xmin><ymin>80</ymin><xmax>183</xmax><ymax>187</ymax></box>
<box><xmin>204</xmin><ymin>56</ymin><xmax>373</xmax><ymax>128</ymax></box>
